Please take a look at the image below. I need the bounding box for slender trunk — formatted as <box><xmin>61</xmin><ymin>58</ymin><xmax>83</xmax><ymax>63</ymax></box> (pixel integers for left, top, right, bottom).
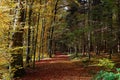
<box><xmin>88</xmin><ymin>33</ymin><xmax>91</xmax><ymax>60</ymax></box>
<box><xmin>31</xmin><ymin>21</ymin><xmax>35</xmax><ymax>59</ymax></box>
<box><xmin>109</xmin><ymin>12</ymin><xmax>113</xmax><ymax>59</ymax></box>
<box><xmin>38</xmin><ymin>0</ymin><xmax>42</xmax><ymax>61</ymax></box>
<box><xmin>104</xmin><ymin>40</ymin><xmax>107</xmax><ymax>53</ymax></box>
<box><xmin>38</xmin><ymin>45</ymin><xmax>41</xmax><ymax>61</ymax></box>
<box><xmin>118</xmin><ymin>40</ymin><xmax>120</xmax><ymax>53</ymax></box>
<box><xmin>48</xmin><ymin>0</ymin><xmax>59</xmax><ymax>57</ymax></box>
<box><xmin>117</xmin><ymin>0</ymin><xmax>120</xmax><ymax>53</ymax></box>
<box><xmin>70</xmin><ymin>47</ymin><xmax>72</xmax><ymax>54</ymax></box>
<box><xmin>87</xmin><ymin>0</ymin><xmax>91</xmax><ymax>60</ymax></box>
<box><xmin>41</xmin><ymin>18</ymin><xmax>45</xmax><ymax>59</ymax></box>
<box><xmin>26</xmin><ymin>1</ymin><xmax>34</xmax><ymax>66</ymax></box>
<box><xmin>95</xmin><ymin>46</ymin><xmax>98</xmax><ymax>55</ymax></box>
<box><xmin>33</xmin><ymin>13</ymin><xmax>40</xmax><ymax>68</ymax></box>
<box><xmin>74</xmin><ymin>45</ymin><xmax>78</xmax><ymax>57</ymax></box>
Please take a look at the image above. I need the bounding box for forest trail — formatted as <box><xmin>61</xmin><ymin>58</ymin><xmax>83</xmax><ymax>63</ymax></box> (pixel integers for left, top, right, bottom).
<box><xmin>19</xmin><ymin>53</ymin><xmax>93</xmax><ymax>80</ymax></box>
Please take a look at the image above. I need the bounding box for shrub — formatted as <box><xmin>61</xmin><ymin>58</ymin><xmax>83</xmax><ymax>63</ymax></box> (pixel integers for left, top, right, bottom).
<box><xmin>98</xmin><ymin>58</ymin><xmax>115</xmax><ymax>70</ymax></box>
<box><xmin>93</xmin><ymin>68</ymin><xmax>120</xmax><ymax>80</ymax></box>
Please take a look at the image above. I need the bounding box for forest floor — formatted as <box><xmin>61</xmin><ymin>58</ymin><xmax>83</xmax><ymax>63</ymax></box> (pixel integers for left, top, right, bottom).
<box><xmin>17</xmin><ymin>53</ymin><xmax>105</xmax><ymax>80</ymax></box>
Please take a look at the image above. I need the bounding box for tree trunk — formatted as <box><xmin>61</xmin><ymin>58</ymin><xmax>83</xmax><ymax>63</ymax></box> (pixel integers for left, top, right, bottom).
<box><xmin>118</xmin><ymin>40</ymin><xmax>120</xmax><ymax>53</ymax></box>
<box><xmin>87</xmin><ymin>0</ymin><xmax>91</xmax><ymax>60</ymax></box>
<box><xmin>48</xmin><ymin>0</ymin><xmax>59</xmax><ymax>57</ymax></box>
<box><xmin>33</xmin><ymin>13</ymin><xmax>40</xmax><ymax>68</ymax></box>
<box><xmin>10</xmin><ymin>0</ymin><xmax>26</xmax><ymax>77</ymax></box>
<box><xmin>117</xmin><ymin>0</ymin><xmax>120</xmax><ymax>53</ymax></box>
<box><xmin>26</xmin><ymin>2</ymin><xmax>34</xmax><ymax>66</ymax></box>
<box><xmin>74</xmin><ymin>45</ymin><xmax>78</xmax><ymax>57</ymax></box>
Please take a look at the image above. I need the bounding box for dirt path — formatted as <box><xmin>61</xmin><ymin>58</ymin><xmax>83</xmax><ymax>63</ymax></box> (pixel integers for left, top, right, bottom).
<box><xmin>18</xmin><ymin>54</ymin><xmax>94</xmax><ymax>80</ymax></box>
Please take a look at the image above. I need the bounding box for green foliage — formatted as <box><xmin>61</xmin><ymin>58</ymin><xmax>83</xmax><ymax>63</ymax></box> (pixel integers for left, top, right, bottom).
<box><xmin>116</xmin><ymin>68</ymin><xmax>120</xmax><ymax>73</ymax></box>
<box><xmin>98</xmin><ymin>58</ymin><xmax>115</xmax><ymax>70</ymax></box>
<box><xmin>93</xmin><ymin>70</ymin><xmax>115</xmax><ymax>80</ymax></box>
<box><xmin>115</xmin><ymin>68</ymin><xmax>120</xmax><ymax>80</ymax></box>
<box><xmin>94</xmin><ymin>58</ymin><xmax>118</xmax><ymax>80</ymax></box>
<box><xmin>93</xmin><ymin>68</ymin><xmax>120</xmax><ymax>80</ymax></box>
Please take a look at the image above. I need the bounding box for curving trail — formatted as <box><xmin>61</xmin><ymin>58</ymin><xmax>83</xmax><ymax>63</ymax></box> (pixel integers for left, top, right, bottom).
<box><xmin>18</xmin><ymin>53</ymin><xmax>94</xmax><ymax>80</ymax></box>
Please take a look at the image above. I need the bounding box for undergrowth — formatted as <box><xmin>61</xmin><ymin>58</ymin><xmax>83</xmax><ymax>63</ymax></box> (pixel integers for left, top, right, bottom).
<box><xmin>92</xmin><ymin>58</ymin><xmax>119</xmax><ymax>80</ymax></box>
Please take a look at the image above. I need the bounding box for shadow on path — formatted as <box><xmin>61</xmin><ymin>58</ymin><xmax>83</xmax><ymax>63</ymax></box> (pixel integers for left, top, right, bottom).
<box><xmin>18</xmin><ymin>54</ymin><xmax>93</xmax><ymax>80</ymax></box>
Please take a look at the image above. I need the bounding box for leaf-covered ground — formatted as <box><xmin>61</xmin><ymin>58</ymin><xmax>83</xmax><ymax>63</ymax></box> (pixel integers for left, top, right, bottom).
<box><xmin>17</xmin><ymin>53</ymin><xmax>103</xmax><ymax>80</ymax></box>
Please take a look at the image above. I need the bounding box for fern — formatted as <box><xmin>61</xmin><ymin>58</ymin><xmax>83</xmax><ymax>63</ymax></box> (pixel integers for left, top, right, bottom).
<box><xmin>93</xmin><ymin>68</ymin><xmax>120</xmax><ymax>80</ymax></box>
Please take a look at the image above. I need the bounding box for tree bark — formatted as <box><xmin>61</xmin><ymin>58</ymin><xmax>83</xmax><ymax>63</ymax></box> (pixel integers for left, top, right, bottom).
<box><xmin>10</xmin><ymin>0</ymin><xmax>26</xmax><ymax>77</ymax></box>
<box><xmin>48</xmin><ymin>0</ymin><xmax>59</xmax><ymax>57</ymax></box>
<box><xmin>26</xmin><ymin>1</ymin><xmax>34</xmax><ymax>66</ymax></box>
<box><xmin>33</xmin><ymin>13</ymin><xmax>40</xmax><ymax>68</ymax></box>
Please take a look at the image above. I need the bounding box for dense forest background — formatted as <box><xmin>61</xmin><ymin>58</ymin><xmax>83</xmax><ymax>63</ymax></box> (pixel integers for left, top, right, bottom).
<box><xmin>0</xmin><ymin>0</ymin><xmax>120</xmax><ymax>79</ymax></box>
